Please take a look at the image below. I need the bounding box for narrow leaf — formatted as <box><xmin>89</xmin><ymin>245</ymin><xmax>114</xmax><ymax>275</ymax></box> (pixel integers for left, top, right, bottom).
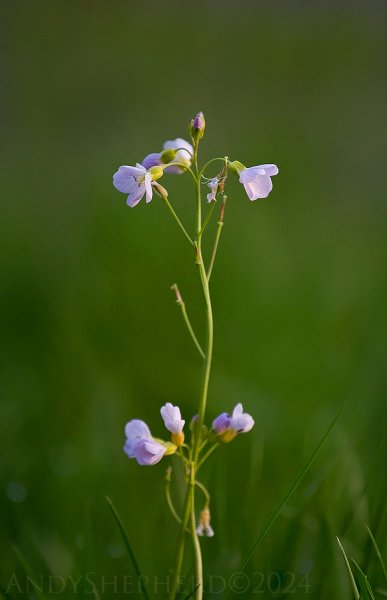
<box><xmin>366</xmin><ymin>525</ymin><xmax>387</xmax><ymax>583</ymax></box>
<box><xmin>336</xmin><ymin>537</ymin><xmax>360</xmax><ymax>599</ymax></box>
<box><xmin>105</xmin><ymin>496</ymin><xmax>149</xmax><ymax>600</ymax></box>
<box><xmin>351</xmin><ymin>559</ymin><xmax>376</xmax><ymax>600</ymax></box>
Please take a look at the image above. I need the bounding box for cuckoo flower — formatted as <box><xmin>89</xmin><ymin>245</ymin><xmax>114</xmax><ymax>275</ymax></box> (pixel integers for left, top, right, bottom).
<box><xmin>212</xmin><ymin>403</ymin><xmax>255</xmax><ymax>442</ymax></box>
<box><xmin>124</xmin><ymin>419</ymin><xmax>169</xmax><ymax>466</ymax></box>
<box><xmin>230</xmin><ymin>161</ymin><xmax>279</xmax><ymax>201</ymax></box>
<box><xmin>113</xmin><ymin>163</ymin><xmax>163</xmax><ymax>207</ymax></box>
<box><xmin>161</xmin><ymin>403</ymin><xmax>185</xmax><ymax>446</ymax></box>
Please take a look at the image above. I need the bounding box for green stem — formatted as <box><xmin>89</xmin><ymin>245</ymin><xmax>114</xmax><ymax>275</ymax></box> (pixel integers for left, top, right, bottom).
<box><xmin>162</xmin><ymin>197</ymin><xmax>194</xmax><ymax>246</ymax></box>
<box><xmin>207</xmin><ymin>196</ymin><xmax>226</xmax><ymax>281</ymax></box>
<box><xmin>190</xmin><ymin>475</ymin><xmax>203</xmax><ymax>600</ymax></box>
<box><xmin>198</xmin><ymin>200</ymin><xmax>217</xmax><ymax>237</ymax></box>
<box><xmin>171</xmin><ymin>284</ymin><xmax>205</xmax><ymax>359</ymax></box>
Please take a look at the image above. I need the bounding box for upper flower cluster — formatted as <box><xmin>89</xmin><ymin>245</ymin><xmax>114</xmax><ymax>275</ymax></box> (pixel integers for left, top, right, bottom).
<box><xmin>113</xmin><ymin>111</ymin><xmax>278</xmax><ymax>208</ymax></box>
<box><xmin>124</xmin><ymin>402</ymin><xmax>254</xmax><ymax>466</ymax></box>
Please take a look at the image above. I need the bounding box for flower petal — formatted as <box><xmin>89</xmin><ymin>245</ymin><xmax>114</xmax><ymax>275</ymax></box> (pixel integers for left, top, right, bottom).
<box><xmin>144</xmin><ymin>173</ymin><xmax>153</xmax><ymax>203</ymax></box>
<box><xmin>243</xmin><ymin>175</ymin><xmax>272</xmax><ymax>200</ymax></box>
<box><xmin>126</xmin><ymin>184</ymin><xmax>145</xmax><ymax>207</ymax></box>
<box><xmin>142</xmin><ymin>153</ymin><xmax>161</xmax><ymax>169</ymax></box>
<box><xmin>259</xmin><ymin>164</ymin><xmax>279</xmax><ymax>176</ymax></box>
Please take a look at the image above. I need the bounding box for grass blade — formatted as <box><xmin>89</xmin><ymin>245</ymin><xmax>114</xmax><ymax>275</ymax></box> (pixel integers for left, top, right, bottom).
<box><xmin>105</xmin><ymin>496</ymin><xmax>150</xmax><ymax>600</ymax></box>
<box><xmin>337</xmin><ymin>537</ymin><xmax>360</xmax><ymax>599</ymax></box>
<box><xmin>366</xmin><ymin>525</ymin><xmax>387</xmax><ymax>583</ymax></box>
<box><xmin>351</xmin><ymin>559</ymin><xmax>376</xmax><ymax>600</ymax></box>
<box><xmin>11</xmin><ymin>545</ymin><xmax>48</xmax><ymax>600</ymax></box>
<box><xmin>232</xmin><ymin>405</ymin><xmax>345</xmax><ymax>583</ymax></box>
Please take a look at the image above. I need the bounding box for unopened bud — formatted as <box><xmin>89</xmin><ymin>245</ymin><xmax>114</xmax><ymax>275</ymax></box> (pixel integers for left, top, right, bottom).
<box><xmin>160</xmin><ymin>148</ymin><xmax>177</xmax><ymax>163</ymax></box>
<box><xmin>190</xmin><ymin>111</ymin><xmax>206</xmax><ymax>140</ymax></box>
<box><xmin>152</xmin><ymin>182</ymin><xmax>169</xmax><ymax>199</ymax></box>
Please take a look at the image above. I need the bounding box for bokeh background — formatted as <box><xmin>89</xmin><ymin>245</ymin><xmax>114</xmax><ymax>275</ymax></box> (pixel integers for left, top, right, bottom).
<box><xmin>1</xmin><ymin>1</ymin><xmax>386</xmax><ymax>598</ymax></box>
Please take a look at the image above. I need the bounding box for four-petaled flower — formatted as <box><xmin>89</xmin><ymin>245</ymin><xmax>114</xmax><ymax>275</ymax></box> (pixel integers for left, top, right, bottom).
<box><xmin>238</xmin><ymin>164</ymin><xmax>279</xmax><ymax>201</ymax></box>
<box><xmin>124</xmin><ymin>419</ymin><xmax>166</xmax><ymax>466</ymax></box>
<box><xmin>212</xmin><ymin>403</ymin><xmax>254</xmax><ymax>442</ymax></box>
<box><xmin>113</xmin><ymin>164</ymin><xmax>155</xmax><ymax>208</ymax></box>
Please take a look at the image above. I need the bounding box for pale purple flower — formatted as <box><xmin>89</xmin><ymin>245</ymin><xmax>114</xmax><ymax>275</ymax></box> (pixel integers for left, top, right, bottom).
<box><xmin>160</xmin><ymin>402</ymin><xmax>185</xmax><ymax>434</ymax></box>
<box><xmin>212</xmin><ymin>403</ymin><xmax>254</xmax><ymax>441</ymax></box>
<box><xmin>124</xmin><ymin>419</ymin><xmax>166</xmax><ymax>465</ymax></box>
<box><xmin>163</xmin><ymin>138</ymin><xmax>193</xmax><ymax>174</ymax></box>
<box><xmin>207</xmin><ymin>177</ymin><xmax>219</xmax><ymax>203</ymax></box>
<box><xmin>238</xmin><ymin>164</ymin><xmax>279</xmax><ymax>201</ymax></box>
<box><xmin>113</xmin><ymin>164</ymin><xmax>153</xmax><ymax>208</ymax></box>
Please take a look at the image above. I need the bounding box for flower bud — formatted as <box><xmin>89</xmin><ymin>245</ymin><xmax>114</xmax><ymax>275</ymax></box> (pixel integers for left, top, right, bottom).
<box><xmin>190</xmin><ymin>111</ymin><xmax>205</xmax><ymax>140</ymax></box>
<box><xmin>152</xmin><ymin>182</ymin><xmax>169</xmax><ymax>199</ymax></box>
<box><xmin>228</xmin><ymin>160</ymin><xmax>245</xmax><ymax>175</ymax></box>
<box><xmin>160</xmin><ymin>148</ymin><xmax>177</xmax><ymax>164</ymax></box>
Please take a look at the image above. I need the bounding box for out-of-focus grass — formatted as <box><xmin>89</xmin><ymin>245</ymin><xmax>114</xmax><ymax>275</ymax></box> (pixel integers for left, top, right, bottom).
<box><xmin>1</xmin><ymin>1</ymin><xmax>386</xmax><ymax>598</ymax></box>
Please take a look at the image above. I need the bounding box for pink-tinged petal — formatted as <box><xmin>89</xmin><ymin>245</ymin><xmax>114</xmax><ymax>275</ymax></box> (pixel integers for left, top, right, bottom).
<box><xmin>126</xmin><ymin>184</ymin><xmax>145</xmax><ymax>207</ymax></box>
<box><xmin>144</xmin><ymin>173</ymin><xmax>153</xmax><ymax>203</ymax></box>
<box><xmin>243</xmin><ymin>175</ymin><xmax>272</xmax><ymax>200</ymax></box>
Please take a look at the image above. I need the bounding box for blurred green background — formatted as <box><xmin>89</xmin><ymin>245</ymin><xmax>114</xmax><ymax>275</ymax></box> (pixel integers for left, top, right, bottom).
<box><xmin>1</xmin><ymin>1</ymin><xmax>386</xmax><ymax>598</ymax></box>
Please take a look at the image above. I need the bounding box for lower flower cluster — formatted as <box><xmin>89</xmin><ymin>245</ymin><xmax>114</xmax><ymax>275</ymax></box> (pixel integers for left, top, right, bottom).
<box><xmin>124</xmin><ymin>402</ymin><xmax>254</xmax><ymax>466</ymax></box>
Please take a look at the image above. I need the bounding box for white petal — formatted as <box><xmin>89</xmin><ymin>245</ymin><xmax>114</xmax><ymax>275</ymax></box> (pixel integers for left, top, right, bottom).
<box><xmin>144</xmin><ymin>173</ymin><xmax>153</xmax><ymax>203</ymax></box>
